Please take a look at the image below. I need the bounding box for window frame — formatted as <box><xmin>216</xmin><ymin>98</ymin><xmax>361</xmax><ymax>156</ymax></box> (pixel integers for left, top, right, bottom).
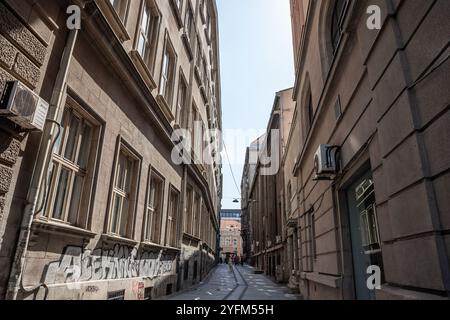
<box><xmin>165</xmin><ymin>185</ymin><xmax>181</xmax><ymax>247</ymax></box>
<box><xmin>134</xmin><ymin>0</ymin><xmax>161</xmax><ymax>75</ymax></box>
<box><xmin>330</xmin><ymin>0</ymin><xmax>349</xmax><ymax>54</ymax></box>
<box><xmin>143</xmin><ymin>168</ymin><xmax>165</xmax><ymax>245</ymax></box>
<box><xmin>107</xmin><ymin>137</ymin><xmax>142</xmax><ymax>239</ymax></box>
<box><xmin>109</xmin><ymin>0</ymin><xmax>130</xmax><ymax>25</ymax></box>
<box><xmin>159</xmin><ymin>32</ymin><xmax>178</xmax><ymax>109</ymax></box>
<box><xmin>42</xmin><ymin>99</ymin><xmax>101</xmax><ymax>230</ymax></box>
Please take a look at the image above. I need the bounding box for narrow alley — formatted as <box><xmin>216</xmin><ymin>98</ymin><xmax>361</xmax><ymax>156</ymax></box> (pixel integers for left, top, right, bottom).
<box><xmin>167</xmin><ymin>264</ymin><xmax>300</xmax><ymax>301</ymax></box>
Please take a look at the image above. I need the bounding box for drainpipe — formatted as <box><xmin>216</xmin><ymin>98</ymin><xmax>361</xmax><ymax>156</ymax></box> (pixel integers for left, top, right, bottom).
<box><xmin>6</xmin><ymin>28</ymin><xmax>79</xmax><ymax>300</ymax></box>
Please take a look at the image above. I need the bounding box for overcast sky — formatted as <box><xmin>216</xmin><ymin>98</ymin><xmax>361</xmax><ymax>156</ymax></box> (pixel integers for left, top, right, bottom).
<box><xmin>217</xmin><ymin>0</ymin><xmax>295</xmax><ymax>210</ymax></box>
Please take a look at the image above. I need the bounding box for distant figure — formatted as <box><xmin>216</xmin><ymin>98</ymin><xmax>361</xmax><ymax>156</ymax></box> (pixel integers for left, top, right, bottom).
<box><xmin>240</xmin><ymin>256</ymin><xmax>244</xmax><ymax>266</ymax></box>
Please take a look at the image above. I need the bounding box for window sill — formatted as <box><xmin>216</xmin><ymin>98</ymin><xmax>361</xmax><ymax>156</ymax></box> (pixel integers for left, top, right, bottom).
<box><xmin>101</xmin><ymin>233</ymin><xmax>138</xmax><ymax>247</ymax></box>
<box><xmin>96</xmin><ymin>0</ymin><xmax>130</xmax><ymax>42</ymax></box>
<box><xmin>31</xmin><ymin>219</ymin><xmax>96</xmax><ymax>240</ymax></box>
<box><xmin>302</xmin><ymin>272</ymin><xmax>342</xmax><ymax>289</ymax></box>
<box><xmin>156</xmin><ymin>94</ymin><xmax>175</xmax><ymax>123</ymax></box>
<box><xmin>129</xmin><ymin>50</ymin><xmax>157</xmax><ymax>90</ymax></box>
<box><xmin>183</xmin><ymin>232</ymin><xmax>201</xmax><ymax>242</ymax></box>
<box><xmin>181</xmin><ymin>33</ymin><xmax>194</xmax><ymax>61</ymax></box>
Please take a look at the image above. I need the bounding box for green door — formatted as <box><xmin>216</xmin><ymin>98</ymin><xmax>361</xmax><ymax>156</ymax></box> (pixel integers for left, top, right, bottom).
<box><xmin>346</xmin><ymin>171</ymin><xmax>384</xmax><ymax>300</ymax></box>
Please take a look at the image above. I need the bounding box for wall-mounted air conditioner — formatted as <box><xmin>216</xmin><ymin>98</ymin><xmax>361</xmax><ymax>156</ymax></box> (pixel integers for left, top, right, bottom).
<box><xmin>0</xmin><ymin>81</ymin><xmax>49</xmax><ymax>131</ymax></box>
<box><xmin>314</xmin><ymin>144</ymin><xmax>340</xmax><ymax>179</ymax></box>
<box><xmin>276</xmin><ymin>235</ymin><xmax>282</xmax><ymax>244</ymax></box>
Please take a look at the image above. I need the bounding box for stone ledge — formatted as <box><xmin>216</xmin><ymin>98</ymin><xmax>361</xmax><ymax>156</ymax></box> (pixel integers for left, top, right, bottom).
<box><xmin>302</xmin><ymin>271</ymin><xmax>342</xmax><ymax>289</ymax></box>
<box><xmin>31</xmin><ymin>219</ymin><xmax>97</xmax><ymax>240</ymax></box>
<box><xmin>376</xmin><ymin>284</ymin><xmax>448</xmax><ymax>300</ymax></box>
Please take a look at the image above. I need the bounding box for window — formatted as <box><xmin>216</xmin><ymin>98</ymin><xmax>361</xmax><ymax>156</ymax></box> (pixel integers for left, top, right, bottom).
<box><xmin>184</xmin><ymin>186</ymin><xmax>193</xmax><ymax>235</ymax></box>
<box><xmin>183</xmin><ymin>261</ymin><xmax>189</xmax><ymax>280</ymax></box>
<box><xmin>199</xmin><ymin>0</ymin><xmax>206</xmax><ymax>23</ymax></box>
<box><xmin>306</xmin><ymin>91</ymin><xmax>313</xmax><ymax>130</ymax></box>
<box><xmin>109</xmin><ymin>0</ymin><xmax>129</xmax><ymax>24</ymax></box>
<box><xmin>166</xmin><ymin>186</ymin><xmax>180</xmax><ymax>247</ymax></box>
<box><xmin>45</xmin><ymin>105</ymin><xmax>99</xmax><ymax>228</ymax></box>
<box><xmin>184</xmin><ymin>3</ymin><xmax>194</xmax><ymax>44</ymax></box>
<box><xmin>144</xmin><ymin>287</ymin><xmax>152</xmax><ymax>300</ymax></box>
<box><xmin>331</xmin><ymin>0</ymin><xmax>348</xmax><ymax>53</ymax></box>
<box><xmin>159</xmin><ymin>35</ymin><xmax>177</xmax><ymax>106</ymax></box>
<box><xmin>137</xmin><ymin>1</ymin><xmax>160</xmax><ymax>72</ymax></box>
<box><xmin>286</xmin><ymin>182</ymin><xmax>292</xmax><ymax>217</ymax></box>
<box><xmin>174</xmin><ymin>0</ymin><xmax>183</xmax><ymax>11</ymax></box>
<box><xmin>144</xmin><ymin>170</ymin><xmax>164</xmax><ymax>244</ymax></box>
<box><xmin>193</xmin><ymin>193</ymin><xmax>201</xmax><ymax>237</ymax></box>
<box><xmin>176</xmin><ymin>73</ymin><xmax>187</xmax><ymax>126</ymax></box>
<box><xmin>107</xmin><ymin>289</ymin><xmax>125</xmax><ymax>300</ymax></box>
<box><xmin>109</xmin><ymin>142</ymin><xmax>140</xmax><ymax>238</ymax></box>
<box><xmin>195</xmin><ymin>38</ymin><xmax>203</xmax><ymax>80</ymax></box>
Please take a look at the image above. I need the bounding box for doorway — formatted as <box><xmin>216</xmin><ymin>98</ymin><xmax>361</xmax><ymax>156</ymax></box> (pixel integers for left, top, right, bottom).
<box><xmin>346</xmin><ymin>170</ymin><xmax>384</xmax><ymax>300</ymax></box>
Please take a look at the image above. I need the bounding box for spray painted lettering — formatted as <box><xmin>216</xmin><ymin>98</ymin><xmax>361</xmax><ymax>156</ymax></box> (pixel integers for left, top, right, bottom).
<box><xmin>42</xmin><ymin>245</ymin><xmax>177</xmax><ymax>285</ymax></box>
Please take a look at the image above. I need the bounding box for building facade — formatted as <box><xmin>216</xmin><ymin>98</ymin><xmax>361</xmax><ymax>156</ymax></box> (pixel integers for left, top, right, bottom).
<box><xmin>284</xmin><ymin>0</ymin><xmax>450</xmax><ymax>299</ymax></box>
<box><xmin>241</xmin><ymin>89</ymin><xmax>295</xmax><ymax>282</ymax></box>
<box><xmin>0</xmin><ymin>0</ymin><xmax>222</xmax><ymax>300</ymax></box>
<box><xmin>242</xmin><ymin>0</ymin><xmax>450</xmax><ymax>300</ymax></box>
<box><xmin>219</xmin><ymin>209</ymin><xmax>242</xmax><ymax>260</ymax></box>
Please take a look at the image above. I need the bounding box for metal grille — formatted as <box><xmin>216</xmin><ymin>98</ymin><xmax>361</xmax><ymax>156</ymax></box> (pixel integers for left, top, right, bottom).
<box><xmin>107</xmin><ymin>290</ymin><xmax>125</xmax><ymax>300</ymax></box>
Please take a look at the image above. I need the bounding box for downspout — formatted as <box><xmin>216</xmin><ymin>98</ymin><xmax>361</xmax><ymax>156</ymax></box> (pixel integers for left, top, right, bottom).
<box><xmin>6</xmin><ymin>28</ymin><xmax>79</xmax><ymax>300</ymax></box>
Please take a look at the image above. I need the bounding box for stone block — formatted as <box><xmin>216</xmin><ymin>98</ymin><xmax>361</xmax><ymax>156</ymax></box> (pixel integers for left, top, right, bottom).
<box><xmin>13</xmin><ymin>53</ymin><xmax>40</xmax><ymax>88</ymax></box>
<box><xmin>381</xmin><ymin>236</ymin><xmax>445</xmax><ymax>291</ymax></box>
<box><xmin>414</xmin><ymin>57</ymin><xmax>450</xmax><ymax>128</ymax></box>
<box><xmin>0</xmin><ymin>165</ymin><xmax>13</xmax><ymax>194</ymax></box>
<box><xmin>378</xmin><ymin>91</ymin><xmax>415</xmax><ymax>157</ymax></box>
<box><xmin>384</xmin><ymin>135</ymin><xmax>424</xmax><ymax>196</ymax></box>
<box><xmin>0</xmin><ymin>131</ymin><xmax>21</xmax><ymax>165</ymax></box>
<box><xmin>387</xmin><ymin>182</ymin><xmax>434</xmax><ymax>238</ymax></box>
<box><xmin>433</xmin><ymin>172</ymin><xmax>450</xmax><ymax>230</ymax></box>
<box><xmin>0</xmin><ymin>33</ymin><xmax>17</xmax><ymax>69</ymax></box>
<box><xmin>423</xmin><ymin>110</ymin><xmax>450</xmax><ymax>176</ymax></box>
<box><xmin>403</xmin><ymin>0</ymin><xmax>450</xmax><ymax>83</ymax></box>
<box><xmin>373</xmin><ymin>53</ymin><xmax>408</xmax><ymax>121</ymax></box>
<box><xmin>0</xmin><ymin>2</ymin><xmax>46</xmax><ymax>65</ymax></box>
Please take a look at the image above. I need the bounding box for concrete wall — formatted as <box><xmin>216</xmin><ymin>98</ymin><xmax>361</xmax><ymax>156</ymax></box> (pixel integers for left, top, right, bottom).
<box><xmin>0</xmin><ymin>0</ymin><xmax>221</xmax><ymax>300</ymax></box>
<box><xmin>285</xmin><ymin>0</ymin><xmax>450</xmax><ymax>300</ymax></box>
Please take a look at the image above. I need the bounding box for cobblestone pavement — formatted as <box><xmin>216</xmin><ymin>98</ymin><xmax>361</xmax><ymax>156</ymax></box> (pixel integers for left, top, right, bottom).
<box><xmin>167</xmin><ymin>264</ymin><xmax>301</xmax><ymax>300</ymax></box>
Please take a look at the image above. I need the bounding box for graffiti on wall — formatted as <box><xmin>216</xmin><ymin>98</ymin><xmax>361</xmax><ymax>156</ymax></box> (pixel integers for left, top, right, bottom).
<box><xmin>42</xmin><ymin>244</ymin><xmax>177</xmax><ymax>285</ymax></box>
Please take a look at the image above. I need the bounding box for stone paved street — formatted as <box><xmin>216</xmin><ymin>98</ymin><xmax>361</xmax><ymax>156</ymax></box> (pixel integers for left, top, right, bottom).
<box><xmin>167</xmin><ymin>264</ymin><xmax>300</xmax><ymax>300</ymax></box>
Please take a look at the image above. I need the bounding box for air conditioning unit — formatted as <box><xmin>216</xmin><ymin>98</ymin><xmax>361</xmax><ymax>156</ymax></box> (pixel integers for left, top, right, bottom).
<box><xmin>0</xmin><ymin>81</ymin><xmax>49</xmax><ymax>131</ymax></box>
<box><xmin>314</xmin><ymin>144</ymin><xmax>340</xmax><ymax>178</ymax></box>
<box><xmin>276</xmin><ymin>235</ymin><xmax>282</xmax><ymax>244</ymax></box>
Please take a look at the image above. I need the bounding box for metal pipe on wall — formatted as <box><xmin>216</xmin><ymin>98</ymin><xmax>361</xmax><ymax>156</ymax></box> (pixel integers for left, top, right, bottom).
<box><xmin>6</xmin><ymin>28</ymin><xmax>79</xmax><ymax>300</ymax></box>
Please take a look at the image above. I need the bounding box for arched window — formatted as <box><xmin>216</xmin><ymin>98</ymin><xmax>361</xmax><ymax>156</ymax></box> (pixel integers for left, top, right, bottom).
<box><xmin>331</xmin><ymin>0</ymin><xmax>348</xmax><ymax>53</ymax></box>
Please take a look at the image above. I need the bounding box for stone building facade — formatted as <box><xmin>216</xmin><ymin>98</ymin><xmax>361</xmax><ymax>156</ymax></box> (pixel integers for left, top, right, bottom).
<box><xmin>285</xmin><ymin>0</ymin><xmax>450</xmax><ymax>299</ymax></box>
<box><xmin>241</xmin><ymin>89</ymin><xmax>295</xmax><ymax>282</ymax></box>
<box><xmin>0</xmin><ymin>0</ymin><xmax>222</xmax><ymax>300</ymax></box>
<box><xmin>219</xmin><ymin>210</ymin><xmax>242</xmax><ymax>259</ymax></box>
<box><xmin>243</xmin><ymin>0</ymin><xmax>450</xmax><ymax>300</ymax></box>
